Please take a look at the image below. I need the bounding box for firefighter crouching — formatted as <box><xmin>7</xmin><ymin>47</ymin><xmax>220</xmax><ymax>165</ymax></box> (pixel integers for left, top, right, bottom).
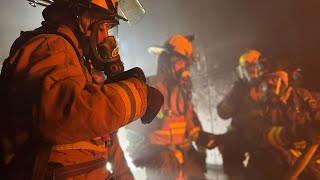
<box><xmin>243</xmin><ymin>66</ymin><xmax>320</xmax><ymax>180</ymax></box>
<box><xmin>0</xmin><ymin>0</ymin><xmax>164</xmax><ymax>179</ymax></box>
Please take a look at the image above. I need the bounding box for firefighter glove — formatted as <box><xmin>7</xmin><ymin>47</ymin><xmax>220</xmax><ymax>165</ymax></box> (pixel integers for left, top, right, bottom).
<box><xmin>141</xmin><ymin>86</ymin><xmax>164</xmax><ymax>124</ymax></box>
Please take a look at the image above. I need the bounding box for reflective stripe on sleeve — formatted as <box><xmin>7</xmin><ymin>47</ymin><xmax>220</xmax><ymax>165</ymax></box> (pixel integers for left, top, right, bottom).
<box><xmin>120</xmin><ymin>80</ymin><xmax>142</xmax><ymax>120</ymax></box>
<box><xmin>53</xmin><ymin>137</ymin><xmax>106</xmax><ymax>152</ymax></box>
<box><xmin>189</xmin><ymin>127</ymin><xmax>201</xmax><ymax>137</ymax></box>
<box><xmin>267</xmin><ymin>126</ymin><xmax>286</xmax><ymax>148</ymax></box>
<box><xmin>108</xmin><ymin>80</ymin><xmax>144</xmax><ymax>125</ymax></box>
<box><xmin>108</xmin><ymin>83</ymin><xmax>132</xmax><ymax>125</ymax></box>
<box><xmin>169</xmin><ymin>122</ymin><xmax>187</xmax><ymax>129</ymax></box>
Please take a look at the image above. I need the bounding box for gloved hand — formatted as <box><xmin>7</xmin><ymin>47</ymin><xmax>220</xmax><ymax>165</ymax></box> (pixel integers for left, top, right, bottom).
<box><xmin>104</xmin><ymin>67</ymin><xmax>164</xmax><ymax>124</ymax></box>
<box><xmin>141</xmin><ymin>86</ymin><xmax>164</xmax><ymax>124</ymax></box>
<box><xmin>196</xmin><ymin>131</ymin><xmax>224</xmax><ymax>149</ymax></box>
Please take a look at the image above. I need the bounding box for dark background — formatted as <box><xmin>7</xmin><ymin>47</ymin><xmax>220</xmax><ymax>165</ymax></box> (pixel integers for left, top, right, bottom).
<box><xmin>1</xmin><ymin>0</ymin><xmax>320</xmax><ymax>89</ymax></box>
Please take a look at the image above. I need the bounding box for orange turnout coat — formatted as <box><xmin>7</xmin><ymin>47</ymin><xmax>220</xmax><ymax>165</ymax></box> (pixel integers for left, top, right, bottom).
<box><xmin>1</xmin><ymin>24</ymin><xmax>147</xmax><ymax>179</ymax></box>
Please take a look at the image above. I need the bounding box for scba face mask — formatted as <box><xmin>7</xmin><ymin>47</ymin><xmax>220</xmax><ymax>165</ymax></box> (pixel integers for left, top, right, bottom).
<box><xmin>88</xmin><ymin>19</ymin><xmax>124</xmax><ymax>77</ymax></box>
<box><xmin>171</xmin><ymin>56</ymin><xmax>192</xmax><ymax>91</ymax></box>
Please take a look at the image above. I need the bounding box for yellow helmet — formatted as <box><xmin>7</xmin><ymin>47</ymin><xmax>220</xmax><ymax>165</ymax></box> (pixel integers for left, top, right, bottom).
<box><xmin>236</xmin><ymin>49</ymin><xmax>261</xmax><ymax>83</ymax></box>
<box><xmin>239</xmin><ymin>49</ymin><xmax>261</xmax><ymax>67</ymax></box>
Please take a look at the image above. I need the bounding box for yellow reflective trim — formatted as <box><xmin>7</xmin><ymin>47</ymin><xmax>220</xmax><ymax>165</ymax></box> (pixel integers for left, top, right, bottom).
<box><xmin>149</xmin><ymin>131</ymin><xmax>171</xmax><ymax>145</ymax></box>
<box><xmin>169</xmin><ymin>122</ymin><xmax>186</xmax><ymax>129</ymax></box>
<box><xmin>189</xmin><ymin>127</ymin><xmax>201</xmax><ymax>137</ymax></box>
<box><xmin>157</xmin><ymin>110</ymin><xmax>165</xmax><ymax>119</ymax></box>
<box><xmin>154</xmin><ymin>130</ymin><xmax>171</xmax><ymax>136</ymax></box>
<box><xmin>53</xmin><ymin>138</ymin><xmax>106</xmax><ymax>152</ymax></box>
<box><xmin>267</xmin><ymin>127</ymin><xmax>283</xmax><ymax>148</ymax></box>
<box><xmin>108</xmin><ymin>83</ymin><xmax>132</xmax><ymax>125</ymax></box>
<box><xmin>290</xmin><ymin>149</ymin><xmax>302</xmax><ymax>158</ymax></box>
<box><xmin>92</xmin><ymin>136</ymin><xmax>103</xmax><ymax>141</ymax></box>
<box><xmin>154</xmin><ymin>128</ymin><xmax>186</xmax><ymax>136</ymax></box>
<box><xmin>273</xmin><ymin>127</ymin><xmax>286</xmax><ymax>146</ymax></box>
<box><xmin>275</xmin><ymin>77</ymin><xmax>282</xmax><ymax>95</ymax></box>
<box><xmin>293</xmin><ymin>140</ymin><xmax>307</xmax><ymax>149</ymax></box>
<box><xmin>122</xmin><ymin>80</ymin><xmax>142</xmax><ymax>120</ymax></box>
<box><xmin>171</xmin><ymin>128</ymin><xmax>186</xmax><ymax>135</ymax></box>
<box><xmin>174</xmin><ymin>150</ymin><xmax>184</xmax><ymax>164</ymax></box>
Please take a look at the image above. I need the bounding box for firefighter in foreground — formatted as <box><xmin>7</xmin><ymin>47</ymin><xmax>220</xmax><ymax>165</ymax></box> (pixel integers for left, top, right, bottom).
<box><xmin>243</xmin><ymin>66</ymin><xmax>320</xmax><ymax>180</ymax></box>
<box><xmin>216</xmin><ymin>49</ymin><xmax>265</xmax><ymax>178</ymax></box>
<box><xmin>0</xmin><ymin>0</ymin><xmax>164</xmax><ymax>179</ymax></box>
<box><xmin>126</xmin><ymin>34</ymin><xmax>208</xmax><ymax>180</ymax></box>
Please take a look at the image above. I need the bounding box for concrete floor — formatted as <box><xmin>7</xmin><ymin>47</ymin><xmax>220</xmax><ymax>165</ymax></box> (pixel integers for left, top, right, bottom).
<box><xmin>205</xmin><ymin>165</ymin><xmax>228</xmax><ymax>180</ymax></box>
<box><xmin>131</xmin><ymin>165</ymin><xmax>232</xmax><ymax>180</ymax></box>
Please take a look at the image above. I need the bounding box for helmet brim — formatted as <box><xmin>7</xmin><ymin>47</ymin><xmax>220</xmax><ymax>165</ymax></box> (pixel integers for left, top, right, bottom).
<box><xmin>91</xmin><ymin>3</ymin><xmax>128</xmax><ymax>22</ymax></box>
<box><xmin>147</xmin><ymin>46</ymin><xmax>168</xmax><ymax>56</ymax></box>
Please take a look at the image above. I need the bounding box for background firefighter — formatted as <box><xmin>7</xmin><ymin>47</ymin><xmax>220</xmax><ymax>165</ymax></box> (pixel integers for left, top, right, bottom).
<box><xmin>240</xmin><ymin>64</ymin><xmax>320</xmax><ymax>180</ymax></box>
<box><xmin>126</xmin><ymin>34</ymin><xmax>209</xmax><ymax>180</ymax></box>
<box><xmin>216</xmin><ymin>49</ymin><xmax>266</xmax><ymax>179</ymax></box>
<box><xmin>0</xmin><ymin>0</ymin><xmax>164</xmax><ymax>179</ymax></box>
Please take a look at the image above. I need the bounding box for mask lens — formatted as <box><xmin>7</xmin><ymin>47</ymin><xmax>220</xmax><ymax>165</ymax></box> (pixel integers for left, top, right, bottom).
<box><xmin>96</xmin><ymin>22</ymin><xmax>118</xmax><ymax>44</ymax></box>
<box><xmin>91</xmin><ymin>20</ymin><xmax>120</xmax><ymax>62</ymax></box>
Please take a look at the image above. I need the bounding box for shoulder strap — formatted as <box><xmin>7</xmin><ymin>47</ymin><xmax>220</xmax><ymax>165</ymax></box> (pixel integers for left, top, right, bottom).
<box><xmin>50</xmin><ymin>32</ymin><xmax>90</xmax><ymax>81</ymax></box>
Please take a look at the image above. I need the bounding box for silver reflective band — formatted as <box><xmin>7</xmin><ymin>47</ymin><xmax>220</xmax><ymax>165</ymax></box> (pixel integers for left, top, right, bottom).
<box><xmin>27</xmin><ymin>0</ymin><xmax>53</xmax><ymax>7</ymax></box>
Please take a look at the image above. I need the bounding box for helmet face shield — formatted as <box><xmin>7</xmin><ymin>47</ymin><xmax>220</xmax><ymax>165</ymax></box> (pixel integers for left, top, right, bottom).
<box><xmin>237</xmin><ymin>49</ymin><xmax>261</xmax><ymax>83</ymax></box>
<box><xmin>117</xmin><ymin>0</ymin><xmax>146</xmax><ymax>26</ymax></box>
<box><xmin>236</xmin><ymin>62</ymin><xmax>259</xmax><ymax>83</ymax></box>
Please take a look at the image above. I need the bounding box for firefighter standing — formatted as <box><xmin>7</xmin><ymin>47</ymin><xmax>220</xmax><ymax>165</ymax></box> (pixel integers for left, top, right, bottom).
<box><xmin>126</xmin><ymin>34</ymin><xmax>204</xmax><ymax>180</ymax></box>
<box><xmin>216</xmin><ymin>49</ymin><xmax>265</xmax><ymax>178</ymax></box>
<box><xmin>0</xmin><ymin>0</ymin><xmax>163</xmax><ymax>179</ymax></box>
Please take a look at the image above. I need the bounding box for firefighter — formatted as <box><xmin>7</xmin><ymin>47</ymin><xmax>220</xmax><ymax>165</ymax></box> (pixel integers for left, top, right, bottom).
<box><xmin>244</xmin><ymin>68</ymin><xmax>320</xmax><ymax>180</ymax></box>
<box><xmin>0</xmin><ymin>0</ymin><xmax>163</xmax><ymax>179</ymax></box>
<box><xmin>216</xmin><ymin>49</ymin><xmax>265</xmax><ymax>178</ymax></box>
<box><xmin>126</xmin><ymin>34</ymin><xmax>205</xmax><ymax>180</ymax></box>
